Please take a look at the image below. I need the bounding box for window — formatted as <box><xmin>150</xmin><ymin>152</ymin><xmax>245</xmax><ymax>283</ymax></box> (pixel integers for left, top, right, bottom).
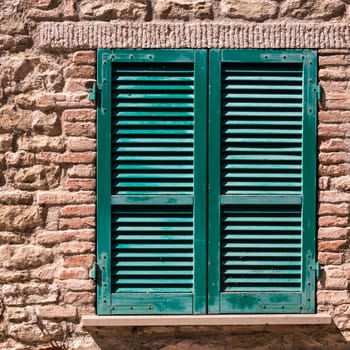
<box><xmin>95</xmin><ymin>49</ymin><xmax>317</xmax><ymax>315</ymax></box>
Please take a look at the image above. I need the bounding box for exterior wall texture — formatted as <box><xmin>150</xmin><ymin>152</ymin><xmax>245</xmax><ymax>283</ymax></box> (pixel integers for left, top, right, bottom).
<box><xmin>0</xmin><ymin>0</ymin><xmax>350</xmax><ymax>349</ymax></box>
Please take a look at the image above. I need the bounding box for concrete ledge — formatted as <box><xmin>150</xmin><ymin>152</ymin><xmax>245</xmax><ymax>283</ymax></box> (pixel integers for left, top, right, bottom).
<box><xmin>82</xmin><ymin>314</ymin><xmax>332</xmax><ymax>327</ymax></box>
<box><xmin>39</xmin><ymin>22</ymin><xmax>350</xmax><ymax>50</ymax></box>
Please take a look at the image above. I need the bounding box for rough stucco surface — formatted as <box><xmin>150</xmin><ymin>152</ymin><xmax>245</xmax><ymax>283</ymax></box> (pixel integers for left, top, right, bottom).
<box><xmin>1</xmin><ymin>0</ymin><xmax>350</xmax><ymax>349</ymax></box>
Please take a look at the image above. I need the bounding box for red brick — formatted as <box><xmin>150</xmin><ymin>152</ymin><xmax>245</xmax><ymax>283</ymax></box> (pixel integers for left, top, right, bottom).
<box><xmin>37</xmin><ymin>191</ymin><xmax>95</xmax><ymax>205</ymax></box>
<box><xmin>318</xmin><ymin>240</ymin><xmax>347</xmax><ymax>252</ymax></box>
<box><xmin>64</xmin><ymin>292</ymin><xmax>95</xmax><ymax>304</ymax></box>
<box><xmin>66</xmin><ymin>179</ymin><xmax>96</xmax><ymax>191</ymax></box>
<box><xmin>318</xmin><ymin>252</ymin><xmax>343</xmax><ymax>265</ymax></box>
<box><xmin>60</xmin><ymin>205</ymin><xmax>95</xmax><ymax>217</ymax></box>
<box><xmin>319</xmin><ymin>138</ymin><xmax>350</xmax><ymax>152</ymax></box>
<box><xmin>58</xmin><ymin>241</ymin><xmax>95</xmax><ymax>255</ymax></box>
<box><xmin>57</xmin><ymin>267</ymin><xmax>89</xmax><ymax>279</ymax></box>
<box><xmin>319</xmin><ymin>191</ymin><xmax>350</xmax><ymax>203</ymax></box>
<box><xmin>36</xmin><ymin>229</ymin><xmax>95</xmax><ymax>245</ymax></box>
<box><xmin>64</xmin><ymin>65</ymin><xmax>95</xmax><ymax>79</ymax></box>
<box><xmin>318</xmin><ymin>176</ymin><xmax>330</xmax><ymax>190</ymax></box>
<box><xmin>318</xmin><ymin>124</ymin><xmax>345</xmax><ymax>138</ymax></box>
<box><xmin>319</xmin><ymin>54</ymin><xmax>350</xmax><ymax>66</ymax></box>
<box><xmin>59</xmin><ymin>217</ymin><xmax>95</xmax><ymax>230</ymax></box>
<box><xmin>57</xmin><ymin>279</ymin><xmax>95</xmax><ymax>291</ymax></box>
<box><xmin>36</xmin><ymin>93</ymin><xmax>93</xmax><ymax>110</ymax></box>
<box><xmin>62</xmin><ymin>109</ymin><xmax>96</xmax><ymax>122</ymax></box>
<box><xmin>319</xmin><ymin>152</ymin><xmax>349</xmax><ymax>164</ymax></box>
<box><xmin>64</xmin><ymin>122</ymin><xmax>95</xmax><ymax>138</ymax></box>
<box><xmin>318</xmin><ymin>203</ymin><xmax>350</xmax><ymax>216</ymax></box>
<box><xmin>318</xmin><ymin>216</ymin><xmax>349</xmax><ymax>227</ymax></box>
<box><xmin>36</xmin><ymin>152</ymin><xmax>96</xmax><ymax>164</ymax></box>
<box><xmin>67</xmin><ymin>164</ymin><xmax>95</xmax><ymax>178</ymax></box>
<box><xmin>39</xmin><ymin>305</ymin><xmax>77</xmax><ymax>320</ymax></box>
<box><xmin>318</xmin><ymin>227</ymin><xmax>349</xmax><ymax>239</ymax></box>
<box><xmin>64</xmin><ymin>254</ymin><xmax>95</xmax><ymax>268</ymax></box>
<box><xmin>318</xmin><ymin>111</ymin><xmax>350</xmax><ymax>123</ymax></box>
<box><xmin>64</xmin><ymin>79</ymin><xmax>95</xmax><ymax>93</ymax></box>
<box><xmin>73</xmin><ymin>51</ymin><xmax>96</xmax><ymax>65</ymax></box>
<box><xmin>68</xmin><ymin>137</ymin><xmax>96</xmax><ymax>152</ymax></box>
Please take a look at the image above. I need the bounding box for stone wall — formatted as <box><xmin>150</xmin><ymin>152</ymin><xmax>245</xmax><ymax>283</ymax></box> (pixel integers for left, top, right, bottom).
<box><xmin>0</xmin><ymin>0</ymin><xmax>350</xmax><ymax>349</ymax></box>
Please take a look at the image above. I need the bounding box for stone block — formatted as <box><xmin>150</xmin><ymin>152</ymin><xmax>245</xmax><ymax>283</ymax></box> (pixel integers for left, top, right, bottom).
<box><xmin>280</xmin><ymin>0</ymin><xmax>345</xmax><ymax>20</ymax></box>
<box><xmin>67</xmin><ymin>164</ymin><xmax>95</xmax><ymax>178</ymax></box>
<box><xmin>0</xmin><ymin>206</ymin><xmax>43</xmax><ymax>232</ymax></box>
<box><xmin>221</xmin><ymin>0</ymin><xmax>278</xmax><ymax>21</ymax></box>
<box><xmin>79</xmin><ymin>0</ymin><xmax>149</xmax><ymax>20</ymax></box>
<box><xmin>0</xmin><ymin>245</ymin><xmax>53</xmax><ymax>270</ymax></box>
<box><xmin>155</xmin><ymin>0</ymin><xmax>213</xmax><ymax>20</ymax></box>
<box><xmin>62</xmin><ymin>109</ymin><xmax>96</xmax><ymax>122</ymax></box>
<box><xmin>32</xmin><ymin>111</ymin><xmax>60</xmax><ymax>136</ymax></box>
<box><xmin>11</xmin><ymin>165</ymin><xmax>61</xmax><ymax>190</ymax></box>
<box><xmin>68</xmin><ymin>137</ymin><xmax>96</xmax><ymax>152</ymax></box>
<box><xmin>36</xmin><ymin>229</ymin><xmax>95</xmax><ymax>246</ymax></box>
<box><xmin>57</xmin><ymin>241</ymin><xmax>95</xmax><ymax>255</ymax></box>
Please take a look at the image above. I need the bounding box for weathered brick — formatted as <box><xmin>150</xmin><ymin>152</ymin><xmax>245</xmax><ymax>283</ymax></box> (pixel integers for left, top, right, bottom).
<box><xmin>333</xmin><ymin>176</ymin><xmax>350</xmax><ymax>192</ymax></box>
<box><xmin>56</xmin><ymin>279</ymin><xmax>94</xmax><ymax>292</ymax></box>
<box><xmin>57</xmin><ymin>267</ymin><xmax>89</xmax><ymax>280</ymax></box>
<box><xmin>322</xmin><ymin>82</ymin><xmax>350</xmax><ymax>110</ymax></box>
<box><xmin>36</xmin><ymin>191</ymin><xmax>95</xmax><ymax>205</ymax></box>
<box><xmin>31</xmin><ymin>111</ymin><xmax>60</xmax><ymax>136</ymax></box>
<box><xmin>68</xmin><ymin>137</ymin><xmax>96</xmax><ymax>152</ymax></box>
<box><xmin>6</xmin><ymin>307</ymin><xmax>32</xmax><ymax>322</ymax></box>
<box><xmin>59</xmin><ymin>216</ymin><xmax>95</xmax><ymax>230</ymax></box>
<box><xmin>39</xmin><ymin>305</ymin><xmax>77</xmax><ymax>320</ymax></box>
<box><xmin>318</xmin><ymin>227</ymin><xmax>349</xmax><ymax>239</ymax></box>
<box><xmin>319</xmin><ymin>138</ymin><xmax>350</xmax><ymax>152</ymax></box>
<box><xmin>318</xmin><ymin>176</ymin><xmax>330</xmax><ymax>190</ymax></box>
<box><xmin>318</xmin><ymin>124</ymin><xmax>346</xmax><ymax>138</ymax></box>
<box><xmin>73</xmin><ymin>51</ymin><xmax>96</xmax><ymax>65</ymax></box>
<box><xmin>36</xmin><ymin>229</ymin><xmax>95</xmax><ymax>246</ymax></box>
<box><xmin>319</xmin><ymin>67</ymin><xmax>350</xmax><ymax>81</ymax></box>
<box><xmin>66</xmin><ymin>179</ymin><xmax>96</xmax><ymax>191</ymax></box>
<box><xmin>62</xmin><ymin>109</ymin><xmax>96</xmax><ymax>122</ymax></box>
<box><xmin>319</xmin><ymin>54</ymin><xmax>350</xmax><ymax>66</ymax></box>
<box><xmin>36</xmin><ymin>93</ymin><xmax>93</xmax><ymax>110</ymax></box>
<box><xmin>318</xmin><ymin>240</ymin><xmax>347</xmax><ymax>252</ymax></box>
<box><xmin>318</xmin><ymin>216</ymin><xmax>349</xmax><ymax>227</ymax></box>
<box><xmin>5</xmin><ymin>151</ymin><xmax>35</xmax><ymax>167</ymax></box>
<box><xmin>319</xmin><ymin>191</ymin><xmax>350</xmax><ymax>203</ymax></box>
<box><xmin>318</xmin><ymin>252</ymin><xmax>343</xmax><ymax>265</ymax></box>
<box><xmin>67</xmin><ymin>164</ymin><xmax>95</xmax><ymax>178</ymax></box>
<box><xmin>64</xmin><ymin>64</ymin><xmax>95</xmax><ymax>79</ymax></box>
<box><xmin>57</xmin><ymin>241</ymin><xmax>95</xmax><ymax>255</ymax></box>
<box><xmin>64</xmin><ymin>254</ymin><xmax>95</xmax><ymax>268</ymax></box>
<box><xmin>318</xmin><ymin>203</ymin><xmax>350</xmax><ymax>216</ymax></box>
<box><xmin>319</xmin><ymin>152</ymin><xmax>349</xmax><ymax>164</ymax></box>
<box><xmin>317</xmin><ymin>290</ymin><xmax>349</xmax><ymax>305</ymax></box>
<box><xmin>0</xmin><ymin>232</ymin><xmax>26</xmax><ymax>245</ymax></box>
<box><xmin>64</xmin><ymin>122</ymin><xmax>95</xmax><ymax>138</ymax></box>
<box><xmin>64</xmin><ymin>292</ymin><xmax>95</xmax><ymax>304</ymax></box>
<box><xmin>318</xmin><ymin>110</ymin><xmax>350</xmax><ymax>123</ymax></box>
<box><xmin>17</xmin><ymin>136</ymin><xmax>65</xmax><ymax>152</ymax></box>
<box><xmin>319</xmin><ymin>164</ymin><xmax>350</xmax><ymax>177</ymax></box>
<box><xmin>60</xmin><ymin>205</ymin><xmax>95</xmax><ymax>217</ymax></box>
<box><xmin>64</xmin><ymin>78</ymin><xmax>95</xmax><ymax>93</ymax></box>
<box><xmin>31</xmin><ymin>263</ymin><xmax>58</xmax><ymax>281</ymax></box>
<box><xmin>36</xmin><ymin>152</ymin><xmax>96</xmax><ymax>164</ymax></box>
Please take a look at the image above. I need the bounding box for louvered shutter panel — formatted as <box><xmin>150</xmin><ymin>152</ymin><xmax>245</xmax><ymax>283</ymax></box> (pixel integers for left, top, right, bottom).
<box><xmin>208</xmin><ymin>50</ymin><xmax>317</xmax><ymax>313</ymax></box>
<box><xmin>97</xmin><ymin>50</ymin><xmax>207</xmax><ymax>315</ymax></box>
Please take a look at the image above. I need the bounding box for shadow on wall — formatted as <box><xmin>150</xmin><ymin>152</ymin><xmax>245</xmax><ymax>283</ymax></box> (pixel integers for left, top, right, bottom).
<box><xmin>85</xmin><ymin>324</ymin><xmax>349</xmax><ymax>350</ymax></box>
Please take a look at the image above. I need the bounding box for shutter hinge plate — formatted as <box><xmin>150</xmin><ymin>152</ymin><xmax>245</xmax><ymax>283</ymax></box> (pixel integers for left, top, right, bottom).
<box><xmin>89</xmin><ymin>262</ymin><xmax>97</xmax><ymax>280</ymax></box>
<box><xmin>89</xmin><ymin>82</ymin><xmax>99</xmax><ymax>102</ymax></box>
<box><xmin>316</xmin><ymin>84</ymin><xmax>322</xmax><ymax>102</ymax></box>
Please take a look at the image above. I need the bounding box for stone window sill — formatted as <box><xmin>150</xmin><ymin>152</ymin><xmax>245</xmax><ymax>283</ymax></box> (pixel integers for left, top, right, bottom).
<box><xmin>82</xmin><ymin>314</ymin><xmax>331</xmax><ymax>327</ymax></box>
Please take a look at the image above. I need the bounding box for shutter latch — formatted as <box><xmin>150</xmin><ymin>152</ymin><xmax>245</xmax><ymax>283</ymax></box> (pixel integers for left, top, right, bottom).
<box><xmin>316</xmin><ymin>84</ymin><xmax>322</xmax><ymax>102</ymax></box>
<box><xmin>89</xmin><ymin>262</ymin><xmax>97</xmax><ymax>280</ymax></box>
<box><xmin>310</xmin><ymin>261</ymin><xmax>322</xmax><ymax>280</ymax></box>
<box><xmin>89</xmin><ymin>82</ymin><xmax>99</xmax><ymax>102</ymax></box>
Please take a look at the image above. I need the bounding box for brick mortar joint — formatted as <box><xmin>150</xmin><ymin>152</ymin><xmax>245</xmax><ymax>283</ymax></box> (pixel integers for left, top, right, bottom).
<box><xmin>39</xmin><ymin>21</ymin><xmax>350</xmax><ymax>49</ymax></box>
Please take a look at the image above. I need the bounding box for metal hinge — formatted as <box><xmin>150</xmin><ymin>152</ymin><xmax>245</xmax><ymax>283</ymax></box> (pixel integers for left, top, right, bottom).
<box><xmin>316</xmin><ymin>84</ymin><xmax>322</xmax><ymax>102</ymax></box>
<box><xmin>314</xmin><ymin>261</ymin><xmax>321</xmax><ymax>280</ymax></box>
<box><xmin>89</xmin><ymin>262</ymin><xmax>97</xmax><ymax>280</ymax></box>
<box><xmin>89</xmin><ymin>82</ymin><xmax>99</xmax><ymax>102</ymax></box>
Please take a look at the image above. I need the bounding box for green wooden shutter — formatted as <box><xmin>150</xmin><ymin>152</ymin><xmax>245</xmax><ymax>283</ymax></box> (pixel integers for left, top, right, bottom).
<box><xmin>97</xmin><ymin>49</ymin><xmax>207</xmax><ymax>314</ymax></box>
<box><xmin>208</xmin><ymin>50</ymin><xmax>317</xmax><ymax>313</ymax></box>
